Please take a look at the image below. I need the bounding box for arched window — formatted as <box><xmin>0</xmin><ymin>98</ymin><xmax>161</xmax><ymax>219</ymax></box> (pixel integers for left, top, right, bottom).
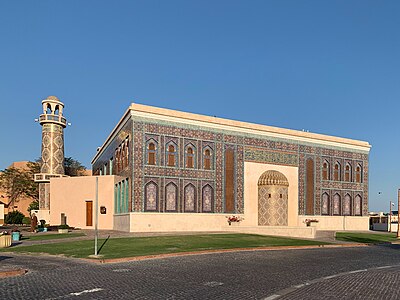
<box><xmin>343</xmin><ymin>194</ymin><xmax>352</xmax><ymax>215</ymax></box>
<box><xmin>354</xmin><ymin>195</ymin><xmax>362</xmax><ymax>216</ymax></box>
<box><xmin>185</xmin><ymin>145</ymin><xmax>195</xmax><ymax>168</ymax></box>
<box><xmin>344</xmin><ymin>163</ymin><xmax>352</xmax><ymax>182</ymax></box>
<box><xmin>54</xmin><ymin>105</ymin><xmax>59</xmax><ymax>115</ymax></box>
<box><xmin>355</xmin><ymin>164</ymin><xmax>362</xmax><ymax>183</ymax></box>
<box><xmin>147</xmin><ymin>141</ymin><xmax>157</xmax><ymax>165</ymax></box>
<box><xmin>321</xmin><ymin>193</ymin><xmax>330</xmax><ymax>215</ymax></box>
<box><xmin>203</xmin><ymin>147</ymin><xmax>212</xmax><ymax>170</ymax></box>
<box><xmin>166</xmin><ymin>142</ymin><xmax>177</xmax><ymax>167</ymax></box>
<box><xmin>121</xmin><ymin>144</ymin><xmax>125</xmax><ymax>170</ymax></box>
<box><xmin>115</xmin><ymin>149</ymin><xmax>120</xmax><ymax>173</ymax></box>
<box><xmin>145</xmin><ymin>182</ymin><xmax>158</xmax><ymax>211</ymax></box>
<box><xmin>333</xmin><ymin>193</ymin><xmax>341</xmax><ymax>215</ymax></box>
<box><xmin>125</xmin><ymin>140</ymin><xmax>129</xmax><ymax>167</ymax></box>
<box><xmin>202</xmin><ymin>185</ymin><xmax>214</xmax><ymax>212</ymax></box>
<box><xmin>46</xmin><ymin>104</ymin><xmax>52</xmax><ymax>114</ymax></box>
<box><xmin>184</xmin><ymin>184</ymin><xmax>196</xmax><ymax>212</ymax></box>
<box><xmin>165</xmin><ymin>182</ymin><xmax>178</xmax><ymax>212</ymax></box>
<box><xmin>322</xmin><ymin>160</ymin><xmax>330</xmax><ymax>180</ymax></box>
<box><xmin>334</xmin><ymin>161</ymin><xmax>341</xmax><ymax>181</ymax></box>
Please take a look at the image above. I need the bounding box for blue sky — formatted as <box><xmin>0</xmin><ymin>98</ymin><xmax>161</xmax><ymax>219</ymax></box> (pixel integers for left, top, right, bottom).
<box><xmin>0</xmin><ymin>1</ymin><xmax>399</xmax><ymax>211</ymax></box>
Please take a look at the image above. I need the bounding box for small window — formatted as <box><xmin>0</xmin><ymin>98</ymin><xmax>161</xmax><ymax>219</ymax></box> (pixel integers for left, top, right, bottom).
<box><xmin>355</xmin><ymin>164</ymin><xmax>362</xmax><ymax>183</ymax></box>
<box><xmin>186</xmin><ymin>146</ymin><xmax>194</xmax><ymax>168</ymax></box>
<box><xmin>148</xmin><ymin>142</ymin><xmax>156</xmax><ymax>165</ymax></box>
<box><xmin>334</xmin><ymin>162</ymin><xmax>341</xmax><ymax>181</ymax></box>
<box><xmin>204</xmin><ymin>148</ymin><xmax>212</xmax><ymax>170</ymax></box>
<box><xmin>166</xmin><ymin>143</ymin><xmax>177</xmax><ymax>167</ymax></box>
<box><xmin>344</xmin><ymin>163</ymin><xmax>352</xmax><ymax>182</ymax></box>
<box><xmin>322</xmin><ymin>160</ymin><xmax>330</xmax><ymax>180</ymax></box>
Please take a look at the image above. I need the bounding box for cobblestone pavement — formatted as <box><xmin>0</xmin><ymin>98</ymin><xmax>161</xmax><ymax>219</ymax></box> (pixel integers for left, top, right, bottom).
<box><xmin>1</xmin><ymin>245</ymin><xmax>400</xmax><ymax>299</ymax></box>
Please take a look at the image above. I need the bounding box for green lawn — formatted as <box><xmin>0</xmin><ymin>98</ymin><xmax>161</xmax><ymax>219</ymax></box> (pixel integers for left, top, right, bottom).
<box><xmin>21</xmin><ymin>233</ymin><xmax>85</xmax><ymax>241</ymax></box>
<box><xmin>2</xmin><ymin>234</ymin><xmax>329</xmax><ymax>259</ymax></box>
<box><xmin>336</xmin><ymin>232</ymin><xmax>399</xmax><ymax>244</ymax></box>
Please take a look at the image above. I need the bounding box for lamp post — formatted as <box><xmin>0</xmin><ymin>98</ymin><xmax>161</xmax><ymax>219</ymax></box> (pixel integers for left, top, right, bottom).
<box><xmin>389</xmin><ymin>201</ymin><xmax>395</xmax><ymax>232</ymax></box>
<box><xmin>94</xmin><ymin>176</ymin><xmax>99</xmax><ymax>255</ymax></box>
<box><xmin>397</xmin><ymin>189</ymin><xmax>400</xmax><ymax>238</ymax></box>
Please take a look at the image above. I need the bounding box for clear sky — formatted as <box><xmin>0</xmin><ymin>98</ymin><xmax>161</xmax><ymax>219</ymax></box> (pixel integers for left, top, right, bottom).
<box><xmin>0</xmin><ymin>1</ymin><xmax>399</xmax><ymax>212</ymax></box>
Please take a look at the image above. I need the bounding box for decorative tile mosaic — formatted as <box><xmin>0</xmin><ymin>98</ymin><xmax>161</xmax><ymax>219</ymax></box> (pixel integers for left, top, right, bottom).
<box><xmin>244</xmin><ymin>148</ymin><xmax>298</xmax><ymax>166</ymax></box>
<box><xmin>92</xmin><ymin>114</ymin><xmax>369</xmax><ymax>217</ymax></box>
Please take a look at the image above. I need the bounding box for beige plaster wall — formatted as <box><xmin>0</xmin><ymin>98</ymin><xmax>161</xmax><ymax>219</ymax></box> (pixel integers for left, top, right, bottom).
<box><xmin>244</xmin><ymin>162</ymin><xmax>299</xmax><ymax>227</ymax></box>
<box><xmin>298</xmin><ymin>216</ymin><xmax>369</xmax><ymax>231</ymax></box>
<box><xmin>34</xmin><ymin>210</ymin><xmax>50</xmax><ymax>224</ymax></box>
<box><xmin>129</xmin><ymin>213</ymin><xmax>236</xmax><ymax>232</ymax></box>
<box><xmin>114</xmin><ymin>214</ymin><xmax>130</xmax><ymax>232</ymax></box>
<box><xmin>223</xmin><ymin>226</ymin><xmax>316</xmax><ymax>239</ymax></box>
<box><xmin>50</xmin><ymin>176</ymin><xmax>116</xmax><ymax>229</ymax></box>
<box><xmin>128</xmin><ymin>213</ymin><xmax>316</xmax><ymax>238</ymax></box>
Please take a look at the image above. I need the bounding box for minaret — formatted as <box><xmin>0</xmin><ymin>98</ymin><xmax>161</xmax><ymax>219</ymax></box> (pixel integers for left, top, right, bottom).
<box><xmin>34</xmin><ymin>96</ymin><xmax>67</xmax><ymax>210</ymax></box>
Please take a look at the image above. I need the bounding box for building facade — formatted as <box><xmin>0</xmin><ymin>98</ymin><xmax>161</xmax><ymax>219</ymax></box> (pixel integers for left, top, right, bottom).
<box><xmin>88</xmin><ymin>103</ymin><xmax>371</xmax><ymax>235</ymax></box>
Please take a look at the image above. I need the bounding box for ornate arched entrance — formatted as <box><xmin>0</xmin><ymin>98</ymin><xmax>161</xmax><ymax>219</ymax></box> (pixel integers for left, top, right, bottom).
<box><xmin>258</xmin><ymin>170</ymin><xmax>289</xmax><ymax>226</ymax></box>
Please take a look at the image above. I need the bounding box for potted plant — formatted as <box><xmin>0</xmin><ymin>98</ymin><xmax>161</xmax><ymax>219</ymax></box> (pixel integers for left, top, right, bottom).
<box><xmin>58</xmin><ymin>224</ymin><xmax>69</xmax><ymax>234</ymax></box>
<box><xmin>226</xmin><ymin>215</ymin><xmax>244</xmax><ymax>226</ymax></box>
<box><xmin>304</xmin><ymin>219</ymin><xmax>319</xmax><ymax>227</ymax></box>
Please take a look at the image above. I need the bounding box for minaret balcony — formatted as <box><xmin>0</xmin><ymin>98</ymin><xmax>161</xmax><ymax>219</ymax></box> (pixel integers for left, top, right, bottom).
<box><xmin>39</xmin><ymin>114</ymin><xmax>67</xmax><ymax>127</ymax></box>
<box><xmin>34</xmin><ymin>173</ymin><xmax>68</xmax><ymax>183</ymax></box>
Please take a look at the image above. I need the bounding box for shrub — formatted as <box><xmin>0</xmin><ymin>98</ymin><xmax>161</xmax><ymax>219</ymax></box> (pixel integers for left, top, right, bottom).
<box><xmin>58</xmin><ymin>224</ymin><xmax>69</xmax><ymax>229</ymax></box>
<box><xmin>5</xmin><ymin>211</ymin><xmax>25</xmax><ymax>224</ymax></box>
<box><xmin>22</xmin><ymin>217</ymin><xmax>31</xmax><ymax>225</ymax></box>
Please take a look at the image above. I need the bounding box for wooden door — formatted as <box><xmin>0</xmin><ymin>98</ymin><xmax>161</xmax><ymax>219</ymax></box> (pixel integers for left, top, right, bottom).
<box><xmin>86</xmin><ymin>201</ymin><xmax>93</xmax><ymax>226</ymax></box>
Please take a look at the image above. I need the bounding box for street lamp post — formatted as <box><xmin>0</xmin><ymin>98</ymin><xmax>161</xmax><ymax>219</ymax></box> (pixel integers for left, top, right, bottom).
<box><xmin>389</xmin><ymin>201</ymin><xmax>393</xmax><ymax>233</ymax></box>
<box><xmin>397</xmin><ymin>189</ymin><xmax>400</xmax><ymax>238</ymax></box>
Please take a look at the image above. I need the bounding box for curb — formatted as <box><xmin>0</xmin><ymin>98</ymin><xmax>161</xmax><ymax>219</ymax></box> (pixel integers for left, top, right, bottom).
<box><xmin>84</xmin><ymin>243</ymin><xmax>368</xmax><ymax>264</ymax></box>
<box><xmin>0</xmin><ymin>268</ymin><xmax>27</xmax><ymax>278</ymax></box>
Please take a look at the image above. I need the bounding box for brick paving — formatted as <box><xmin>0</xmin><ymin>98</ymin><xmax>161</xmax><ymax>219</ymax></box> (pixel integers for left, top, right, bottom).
<box><xmin>1</xmin><ymin>245</ymin><xmax>400</xmax><ymax>299</ymax></box>
<box><xmin>277</xmin><ymin>266</ymin><xmax>400</xmax><ymax>300</ymax></box>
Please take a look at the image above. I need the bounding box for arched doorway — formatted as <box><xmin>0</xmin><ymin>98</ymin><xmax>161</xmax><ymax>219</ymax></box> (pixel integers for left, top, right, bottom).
<box><xmin>258</xmin><ymin>170</ymin><xmax>289</xmax><ymax>226</ymax></box>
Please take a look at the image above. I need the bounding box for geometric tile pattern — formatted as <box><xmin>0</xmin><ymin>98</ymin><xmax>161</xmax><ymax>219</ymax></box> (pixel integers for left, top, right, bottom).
<box><xmin>92</xmin><ymin>114</ymin><xmax>370</xmax><ymax>217</ymax></box>
<box><xmin>258</xmin><ymin>184</ymin><xmax>288</xmax><ymax>226</ymax></box>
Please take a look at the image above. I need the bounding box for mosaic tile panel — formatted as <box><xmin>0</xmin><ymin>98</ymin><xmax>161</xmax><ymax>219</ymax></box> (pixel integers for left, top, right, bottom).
<box><xmin>244</xmin><ymin>148</ymin><xmax>298</xmax><ymax>166</ymax></box>
<box><xmin>315</xmin><ymin>156</ymin><xmax>321</xmax><ymax>215</ymax></box>
<box><xmin>258</xmin><ymin>185</ymin><xmax>288</xmax><ymax>226</ymax></box>
<box><xmin>134</xmin><ymin>122</ymin><xmax>144</xmax><ymax>211</ymax></box>
<box><xmin>215</xmin><ymin>142</ymin><xmax>224</xmax><ymax>213</ymax></box>
<box><xmin>298</xmin><ymin>154</ymin><xmax>305</xmax><ymax>215</ymax></box>
<box><xmin>93</xmin><ymin>114</ymin><xmax>370</xmax><ymax>217</ymax></box>
<box><xmin>236</xmin><ymin>145</ymin><xmax>244</xmax><ymax>213</ymax></box>
<box><xmin>202</xmin><ymin>184</ymin><xmax>213</xmax><ymax>212</ymax></box>
<box><xmin>165</xmin><ymin>182</ymin><xmax>178</xmax><ymax>212</ymax></box>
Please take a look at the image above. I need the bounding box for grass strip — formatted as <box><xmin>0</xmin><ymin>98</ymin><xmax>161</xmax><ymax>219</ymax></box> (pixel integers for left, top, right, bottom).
<box><xmin>21</xmin><ymin>233</ymin><xmax>85</xmax><ymax>241</ymax></box>
<box><xmin>2</xmin><ymin>234</ymin><xmax>329</xmax><ymax>259</ymax></box>
<box><xmin>336</xmin><ymin>232</ymin><xmax>398</xmax><ymax>244</ymax></box>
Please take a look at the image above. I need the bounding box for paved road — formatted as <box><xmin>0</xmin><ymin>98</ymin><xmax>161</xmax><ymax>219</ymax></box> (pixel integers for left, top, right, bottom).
<box><xmin>1</xmin><ymin>245</ymin><xmax>400</xmax><ymax>299</ymax></box>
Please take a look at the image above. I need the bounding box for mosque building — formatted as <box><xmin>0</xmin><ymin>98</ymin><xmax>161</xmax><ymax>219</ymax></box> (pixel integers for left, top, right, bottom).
<box><xmin>41</xmin><ymin>98</ymin><xmax>371</xmax><ymax>238</ymax></box>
